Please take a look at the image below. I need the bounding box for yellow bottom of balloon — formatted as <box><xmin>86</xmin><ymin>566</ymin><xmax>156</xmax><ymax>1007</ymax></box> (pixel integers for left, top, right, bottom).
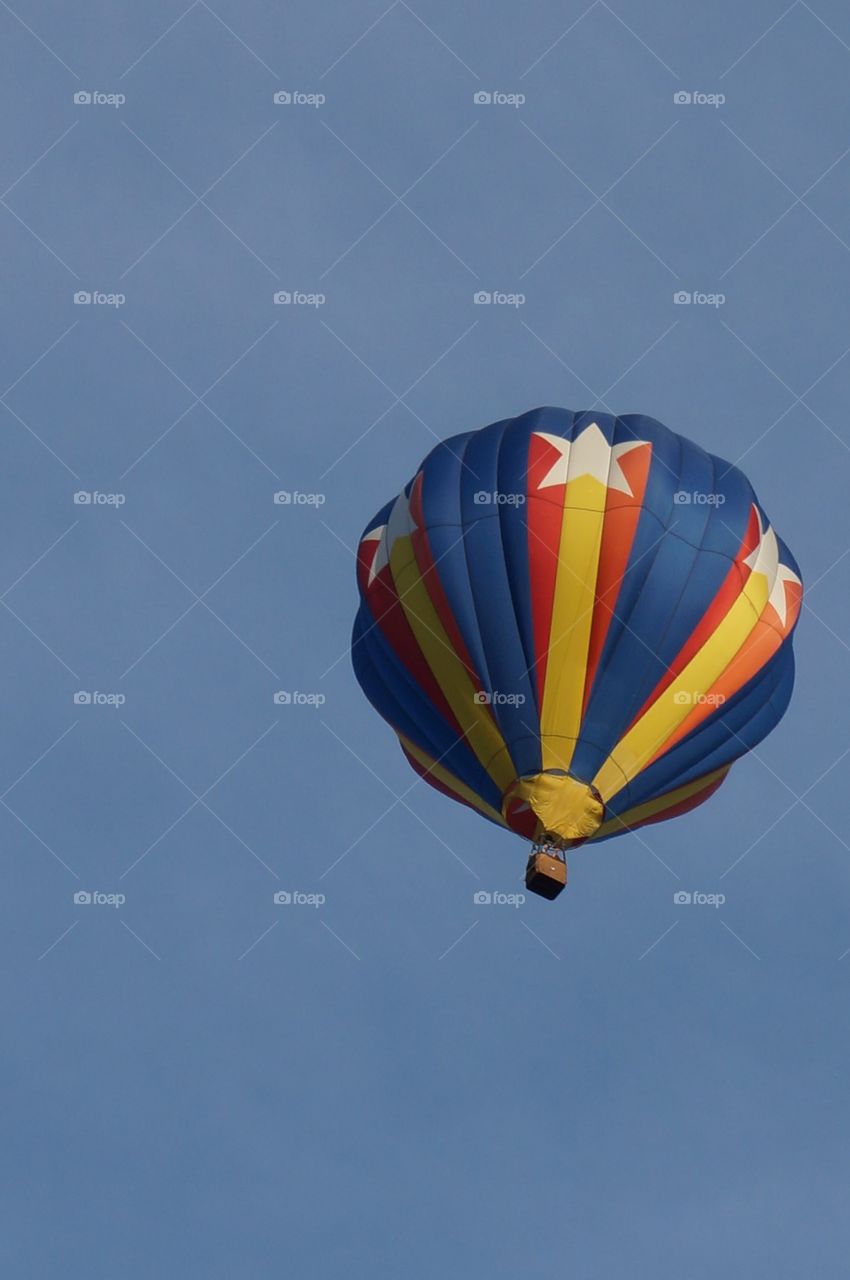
<box><xmin>503</xmin><ymin>772</ymin><xmax>605</xmax><ymax>847</ymax></box>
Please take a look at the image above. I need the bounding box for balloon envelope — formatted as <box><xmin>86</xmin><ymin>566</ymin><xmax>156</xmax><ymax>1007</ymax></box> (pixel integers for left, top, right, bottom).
<box><xmin>352</xmin><ymin>408</ymin><xmax>802</xmax><ymax>847</ymax></box>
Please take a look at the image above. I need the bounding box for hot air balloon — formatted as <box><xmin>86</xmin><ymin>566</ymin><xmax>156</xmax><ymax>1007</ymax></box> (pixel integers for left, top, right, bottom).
<box><xmin>352</xmin><ymin>408</ymin><xmax>801</xmax><ymax>899</ymax></box>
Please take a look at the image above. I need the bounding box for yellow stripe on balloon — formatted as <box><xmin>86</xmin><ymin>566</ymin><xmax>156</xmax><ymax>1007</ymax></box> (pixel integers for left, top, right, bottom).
<box><xmin>540</xmin><ymin>474</ymin><xmax>607</xmax><ymax>773</ymax></box>
<box><xmin>592</xmin><ymin>564</ymin><xmax>771</xmax><ymax>803</ymax></box>
<box><xmin>592</xmin><ymin>765</ymin><xmax>730</xmax><ymax>839</ymax></box>
<box><xmin>398</xmin><ymin>733</ymin><xmax>508</xmax><ymax>827</ymax></box>
<box><xmin>389</xmin><ymin>535</ymin><xmax>516</xmax><ymax>793</ymax></box>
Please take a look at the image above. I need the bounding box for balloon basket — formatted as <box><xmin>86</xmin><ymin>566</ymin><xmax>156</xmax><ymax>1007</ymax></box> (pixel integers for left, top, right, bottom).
<box><xmin>525</xmin><ymin>845</ymin><xmax>567</xmax><ymax>900</ymax></box>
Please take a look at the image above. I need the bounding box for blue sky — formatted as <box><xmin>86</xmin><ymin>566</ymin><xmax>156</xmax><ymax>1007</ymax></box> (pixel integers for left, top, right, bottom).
<box><xmin>1</xmin><ymin>1</ymin><xmax>849</xmax><ymax>1275</ymax></box>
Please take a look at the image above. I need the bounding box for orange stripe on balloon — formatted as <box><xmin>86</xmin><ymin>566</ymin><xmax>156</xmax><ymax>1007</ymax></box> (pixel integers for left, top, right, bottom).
<box><xmin>625</xmin><ymin>503</ymin><xmax>761</xmax><ymax>734</ymax></box>
<box><xmin>644</xmin><ymin>581</ymin><xmax>802</xmax><ymax>766</ymax></box>
<box><xmin>581</xmin><ymin>443</ymin><xmax>652</xmax><ymax>717</ymax></box>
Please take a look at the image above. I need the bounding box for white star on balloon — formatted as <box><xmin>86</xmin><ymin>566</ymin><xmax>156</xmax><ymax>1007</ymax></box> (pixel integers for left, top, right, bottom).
<box><xmin>742</xmin><ymin>511</ymin><xmax>801</xmax><ymax>627</ymax></box>
<box><xmin>533</xmin><ymin>424</ymin><xmax>648</xmax><ymax>495</ymax></box>
<box><xmin>361</xmin><ymin>488</ymin><xmax>418</xmax><ymax>586</ymax></box>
